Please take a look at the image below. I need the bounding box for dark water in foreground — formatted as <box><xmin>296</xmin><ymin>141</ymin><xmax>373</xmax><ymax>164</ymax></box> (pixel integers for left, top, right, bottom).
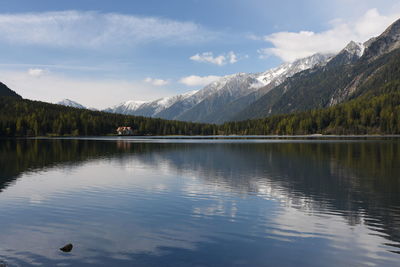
<box><xmin>1</xmin><ymin>137</ymin><xmax>400</xmax><ymax>266</ymax></box>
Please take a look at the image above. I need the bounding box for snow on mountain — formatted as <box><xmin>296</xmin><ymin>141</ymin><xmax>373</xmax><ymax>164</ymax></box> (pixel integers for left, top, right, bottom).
<box><xmin>344</xmin><ymin>41</ymin><xmax>365</xmax><ymax>57</ymax></box>
<box><xmin>182</xmin><ymin>53</ymin><xmax>332</xmax><ymax>103</ymax></box>
<box><xmin>326</xmin><ymin>41</ymin><xmax>365</xmax><ymax>67</ymax></box>
<box><xmin>106</xmin><ymin>100</ymin><xmax>147</xmax><ymax>115</ymax></box>
<box><xmin>57</xmin><ymin>99</ymin><xmax>86</xmax><ymax>109</ymax></box>
<box><xmin>151</xmin><ymin>90</ymin><xmax>198</xmax><ymax>114</ymax></box>
<box><xmin>105</xmin><ymin>90</ymin><xmax>198</xmax><ymax>117</ymax></box>
<box><xmin>171</xmin><ymin>53</ymin><xmax>331</xmax><ymax>123</ymax></box>
<box><xmin>196</xmin><ymin>73</ymin><xmax>261</xmax><ymax>98</ymax></box>
<box><xmin>106</xmin><ymin>52</ymin><xmax>331</xmax><ymax>123</ymax></box>
<box><xmin>255</xmin><ymin>53</ymin><xmax>332</xmax><ymax>91</ymax></box>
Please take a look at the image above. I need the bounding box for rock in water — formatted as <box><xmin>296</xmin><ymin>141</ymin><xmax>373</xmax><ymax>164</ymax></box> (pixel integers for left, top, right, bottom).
<box><xmin>60</xmin><ymin>243</ymin><xmax>73</xmax><ymax>252</ymax></box>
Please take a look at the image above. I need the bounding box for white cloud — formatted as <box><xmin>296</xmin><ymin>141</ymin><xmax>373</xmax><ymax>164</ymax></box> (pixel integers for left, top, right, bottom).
<box><xmin>190</xmin><ymin>51</ymin><xmax>238</xmax><ymax>66</ymax></box>
<box><xmin>227</xmin><ymin>51</ymin><xmax>237</xmax><ymax>64</ymax></box>
<box><xmin>179</xmin><ymin>75</ymin><xmax>221</xmax><ymax>87</ymax></box>
<box><xmin>0</xmin><ymin>70</ymin><xmax>172</xmax><ymax>109</ymax></box>
<box><xmin>144</xmin><ymin>77</ymin><xmax>169</xmax><ymax>86</ymax></box>
<box><xmin>259</xmin><ymin>9</ymin><xmax>400</xmax><ymax>62</ymax></box>
<box><xmin>27</xmin><ymin>68</ymin><xmax>47</xmax><ymax>77</ymax></box>
<box><xmin>0</xmin><ymin>11</ymin><xmax>216</xmax><ymax>48</ymax></box>
<box><xmin>0</xmin><ymin>63</ymin><xmax>107</xmax><ymax>72</ymax></box>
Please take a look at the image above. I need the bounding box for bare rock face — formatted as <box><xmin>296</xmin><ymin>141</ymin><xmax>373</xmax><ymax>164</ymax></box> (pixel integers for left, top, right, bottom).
<box><xmin>60</xmin><ymin>243</ymin><xmax>73</xmax><ymax>253</ymax></box>
<box><xmin>363</xmin><ymin>18</ymin><xmax>400</xmax><ymax>60</ymax></box>
<box><xmin>105</xmin><ymin>53</ymin><xmax>331</xmax><ymax>124</ymax></box>
<box><xmin>327</xmin><ymin>41</ymin><xmax>364</xmax><ymax>67</ymax></box>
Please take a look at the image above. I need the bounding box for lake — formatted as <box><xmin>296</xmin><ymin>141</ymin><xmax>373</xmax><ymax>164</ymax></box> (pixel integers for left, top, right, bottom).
<box><xmin>0</xmin><ymin>137</ymin><xmax>400</xmax><ymax>266</ymax></box>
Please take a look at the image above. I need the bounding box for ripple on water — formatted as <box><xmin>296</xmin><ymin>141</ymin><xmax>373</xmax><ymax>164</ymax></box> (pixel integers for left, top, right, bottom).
<box><xmin>1</xmin><ymin>139</ymin><xmax>400</xmax><ymax>266</ymax></box>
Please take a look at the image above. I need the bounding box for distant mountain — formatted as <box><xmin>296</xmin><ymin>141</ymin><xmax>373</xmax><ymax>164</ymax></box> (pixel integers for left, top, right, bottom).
<box><xmin>224</xmin><ymin>48</ymin><xmax>400</xmax><ymax>135</ymax></box>
<box><xmin>57</xmin><ymin>99</ymin><xmax>86</xmax><ymax>109</ymax></box>
<box><xmin>104</xmin><ymin>90</ymin><xmax>199</xmax><ymax>117</ymax></box>
<box><xmin>173</xmin><ymin>73</ymin><xmax>265</xmax><ymax>123</ymax></box>
<box><xmin>0</xmin><ymin>90</ymin><xmax>218</xmax><ymax>137</ymax></box>
<box><xmin>233</xmin><ymin>18</ymin><xmax>400</xmax><ymax>121</ymax></box>
<box><xmin>173</xmin><ymin>54</ymin><xmax>332</xmax><ymax>124</ymax></box>
<box><xmin>212</xmin><ymin>53</ymin><xmax>332</xmax><ymax>123</ymax></box>
<box><xmin>0</xmin><ymin>82</ymin><xmax>22</xmax><ymax>99</ymax></box>
<box><xmin>105</xmin><ymin>53</ymin><xmax>330</xmax><ymax>123</ymax></box>
<box><xmin>64</xmin><ymin>18</ymin><xmax>400</xmax><ymax>125</ymax></box>
<box><xmin>104</xmin><ymin>100</ymin><xmax>147</xmax><ymax>115</ymax></box>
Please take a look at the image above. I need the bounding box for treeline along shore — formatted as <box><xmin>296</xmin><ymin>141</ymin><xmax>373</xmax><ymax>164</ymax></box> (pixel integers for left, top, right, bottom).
<box><xmin>1</xmin><ymin>88</ymin><xmax>399</xmax><ymax>137</ymax></box>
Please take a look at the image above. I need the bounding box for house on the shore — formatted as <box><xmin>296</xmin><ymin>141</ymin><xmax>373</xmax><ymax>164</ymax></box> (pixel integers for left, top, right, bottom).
<box><xmin>116</xmin><ymin>126</ymin><xmax>133</xmax><ymax>135</ymax></box>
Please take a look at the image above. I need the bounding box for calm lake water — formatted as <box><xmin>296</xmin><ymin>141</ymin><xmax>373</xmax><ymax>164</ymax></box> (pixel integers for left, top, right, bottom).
<box><xmin>1</xmin><ymin>137</ymin><xmax>400</xmax><ymax>266</ymax></box>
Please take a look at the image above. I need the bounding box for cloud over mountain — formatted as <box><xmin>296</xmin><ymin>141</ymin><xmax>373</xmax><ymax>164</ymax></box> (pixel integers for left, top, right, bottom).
<box><xmin>179</xmin><ymin>75</ymin><xmax>221</xmax><ymax>87</ymax></box>
<box><xmin>259</xmin><ymin>8</ymin><xmax>400</xmax><ymax>61</ymax></box>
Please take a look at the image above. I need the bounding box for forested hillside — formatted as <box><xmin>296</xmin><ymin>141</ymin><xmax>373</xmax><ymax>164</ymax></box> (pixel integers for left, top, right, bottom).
<box><xmin>234</xmin><ymin>18</ymin><xmax>400</xmax><ymax>121</ymax></box>
<box><xmin>1</xmin><ymin>18</ymin><xmax>400</xmax><ymax>137</ymax></box>
<box><xmin>222</xmin><ymin>46</ymin><xmax>400</xmax><ymax>135</ymax></box>
<box><xmin>1</xmin><ymin>85</ymin><xmax>399</xmax><ymax>137</ymax></box>
<box><xmin>0</xmin><ymin>97</ymin><xmax>218</xmax><ymax>136</ymax></box>
<box><xmin>222</xmin><ymin>91</ymin><xmax>400</xmax><ymax>135</ymax></box>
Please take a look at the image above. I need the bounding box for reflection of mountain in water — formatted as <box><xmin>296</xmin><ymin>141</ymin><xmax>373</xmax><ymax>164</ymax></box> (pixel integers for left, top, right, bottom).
<box><xmin>1</xmin><ymin>138</ymin><xmax>400</xmax><ymax>250</ymax></box>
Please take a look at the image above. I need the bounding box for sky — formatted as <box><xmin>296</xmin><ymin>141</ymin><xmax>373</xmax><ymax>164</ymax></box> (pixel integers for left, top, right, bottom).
<box><xmin>0</xmin><ymin>0</ymin><xmax>400</xmax><ymax>109</ymax></box>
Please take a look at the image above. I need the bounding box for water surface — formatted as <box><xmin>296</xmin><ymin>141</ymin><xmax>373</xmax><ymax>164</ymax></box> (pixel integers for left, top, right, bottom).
<box><xmin>0</xmin><ymin>137</ymin><xmax>400</xmax><ymax>266</ymax></box>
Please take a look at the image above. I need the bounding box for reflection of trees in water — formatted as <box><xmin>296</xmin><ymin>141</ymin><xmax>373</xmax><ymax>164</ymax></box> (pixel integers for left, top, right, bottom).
<box><xmin>1</xmin><ymin>139</ymin><xmax>400</xmax><ymax>249</ymax></box>
<box><xmin>121</xmin><ymin>141</ymin><xmax>400</xmax><ymax>248</ymax></box>
<box><xmin>0</xmin><ymin>139</ymin><xmax>129</xmax><ymax>191</ymax></box>
<box><xmin>0</xmin><ymin>139</ymin><xmax>181</xmax><ymax>191</ymax></box>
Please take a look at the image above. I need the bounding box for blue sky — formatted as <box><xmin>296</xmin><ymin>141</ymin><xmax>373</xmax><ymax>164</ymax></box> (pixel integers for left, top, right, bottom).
<box><xmin>0</xmin><ymin>0</ymin><xmax>400</xmax><ymax>108</ymax></box>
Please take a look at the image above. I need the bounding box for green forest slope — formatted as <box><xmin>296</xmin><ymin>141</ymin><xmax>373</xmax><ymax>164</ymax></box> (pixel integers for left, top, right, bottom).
<box><xmin>0</xmin><ymin>97</ymin><xmax>218</xmax><ymax>136</ymax></box>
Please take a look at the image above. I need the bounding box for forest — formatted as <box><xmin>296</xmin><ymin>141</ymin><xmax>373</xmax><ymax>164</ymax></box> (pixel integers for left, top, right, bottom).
<box><xmin>222</xmin><ymin>53</ymin><xmax>400</xmax><ymax>135</ymax></box>
<box><xmin>1</xmin><ymin>88</ymin><xmax>399</xmax><ymax>136</ymax></box>
<box><xmin>222</xmin><ymin>90</ymin><xmax>400</xmax><ymax>135</ymax></box>
<box><xmin>1</xmin><ymin>64</ymin><xmax>400</xmax><ymax>137</ymax></box>
<box><xmin>0</xmin><ymin>97</ymin><xmax>218</xmax><ymax>136</ymax></box>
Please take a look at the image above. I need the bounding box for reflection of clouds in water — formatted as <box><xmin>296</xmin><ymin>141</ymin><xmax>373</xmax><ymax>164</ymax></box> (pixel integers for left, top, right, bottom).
<box><xmin>0</xmin><ymin>165</ymin><xmax>210</xmax><ymax>265</ymax></box>
<box><xmin>192</xmin><ymin>199</ymin><xmax>238</xmax><ymax>221</ymax></box>
<box><xmin>1</xmin><ymin>141</ymin><xmax>400</xmax><ymax>266</ymax></box>
<box><xmin>103</xmin><ymin>148</ymin><xmax>399</xmax><ymax>242</ymax></box>
<box><xmin>29</xmin><ymin>194</ymin><xmax>46</xmax><ymax>204</ymax></box>
<box><xmin>0</xmin><ymin>216</ymin><xmax>208</xmax><ymax>266</ymax></box>
<box><xmin>270</xmin><ymin>205</ymin><xmax>395</xmax><ymax>266</ymax></box>
<box><xmin>0</xmin><ymin>158</ymin><xmax>175</xmax><ymax>206</ymax></box>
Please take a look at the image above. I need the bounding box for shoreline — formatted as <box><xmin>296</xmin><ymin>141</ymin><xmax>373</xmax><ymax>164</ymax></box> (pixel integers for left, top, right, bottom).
<box><xmin>2</xmin><ymin>134</ymin><xmax>400</xmax><ymax>140</ymax></box>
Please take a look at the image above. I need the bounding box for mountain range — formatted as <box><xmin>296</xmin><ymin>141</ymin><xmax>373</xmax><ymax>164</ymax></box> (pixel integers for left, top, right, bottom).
<box><xmin>96</xmin><ymin>53</ymin><xmax>331</xmax><ymax>124</ymax></box>
<box><xmin>234</xmin><ymin>18</ymin><xmax>400</xmax><ymax>121</ymax></box>
<box><xmin>2</xmin><ymin>17</ymin><xmax>400</xmax><ymax>137</ymax></box>
<box><xmin>57</xmin><ymin>99</ymin><xmax>86</xmax><ymax>109</ymax></box>
<box><xmin>56</xmin><ymin>18</ymin><xmax>400</xmax><ymax>125</ymax></box>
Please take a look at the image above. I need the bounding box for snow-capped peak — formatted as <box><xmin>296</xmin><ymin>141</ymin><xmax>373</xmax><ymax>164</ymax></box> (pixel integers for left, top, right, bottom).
<box><xmin>119</xmin><ymin>100</ymin><xmax>147</xmax><ymax>110</ymax></box>
<box><xmin>156</xmin><ymin>90</ymin><xmax>198</xmax><ymax>108</ymax></box>
<box><xmin>343</xmin><ymin>41</ymin><xmax>365</xmax><ymax>57</ymax></box>
<box><xmin>255</xmin><ymin>53</ymin><xmax>332</xmax><ymax>89</ymax></box>
<box><xmin>105</xmin><ymin>52</ymin><xmax>332</xmax><ymax>121</ymax></box>
<box><xmin>105</xmin><ymin>90</ymin><xmax>200</xmax><ymax>116</ymax></box>
<box><xmin>57</xmin><ymin>99</ymin><xmax>86</xmax><ymax>109</ymax></box>
<box><xmin>151</xmin><ymin>90</ymin><xmax>199</xmax><ymax>113</ymax></box>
